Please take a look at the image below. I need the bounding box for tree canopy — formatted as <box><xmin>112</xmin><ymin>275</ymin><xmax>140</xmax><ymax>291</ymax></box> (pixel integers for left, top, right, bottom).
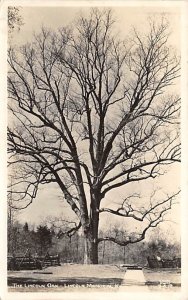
<box><xmin>8</xmin><ymin>7</ymin><xmax>23</xmax><ymax>33</ymax></box>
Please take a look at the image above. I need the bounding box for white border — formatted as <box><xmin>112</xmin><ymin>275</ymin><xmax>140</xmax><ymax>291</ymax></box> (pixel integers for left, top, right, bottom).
<box><xmin>181</xmin><ymin>0</ymin><xmax>188</xmax><ymax>298</ymax></box>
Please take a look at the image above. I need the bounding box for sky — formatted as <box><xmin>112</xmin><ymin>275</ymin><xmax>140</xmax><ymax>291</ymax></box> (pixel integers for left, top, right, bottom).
<box><xmin>8</xmin><ymin>4</ymin><xmax>181</xmax><ymax>241</ymax></box>
<box><xmin>11</xmin><ymin>5</ymin><xmax>180</xmax><ymax>47</ymax></box>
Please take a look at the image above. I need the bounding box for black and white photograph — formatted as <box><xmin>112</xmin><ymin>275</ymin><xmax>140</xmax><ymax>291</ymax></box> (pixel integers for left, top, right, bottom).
<box><xmin>0</xmin><ymin>1</ymin><xmax>188</xmax><ymax>299</ymax></box>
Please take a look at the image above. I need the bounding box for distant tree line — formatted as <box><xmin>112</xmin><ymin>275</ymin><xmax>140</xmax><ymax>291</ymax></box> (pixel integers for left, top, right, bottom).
<box><xmin>8</xmin><ymin>220</ymin><xmax>180</xmax><ymax>266</ymax></box>
<box><xmin>8</xmin><ymin>221</ymin><xmax>52</xmax><ymax>256</ymax></box>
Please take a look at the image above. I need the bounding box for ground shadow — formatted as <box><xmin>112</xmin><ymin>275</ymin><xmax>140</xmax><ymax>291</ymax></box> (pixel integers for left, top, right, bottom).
<box><xmin>8</xmin><ymin>276</ymin><xmax>122</xmax><ymax>286</ymax></box>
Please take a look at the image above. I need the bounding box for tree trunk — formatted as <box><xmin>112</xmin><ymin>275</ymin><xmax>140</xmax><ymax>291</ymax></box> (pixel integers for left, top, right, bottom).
<box><xmin>102</xmin><ymin>241</ymin><xmax>106</xmax><ymax>264</ymax></box>
<box><xmin>83</xmin><ymin>234</ymin><xmax>98</xmax><ymax>264</ymax></box>
<box><xmin>83</xmin><ymin>197</ymin><xmax>99</xmax><ymax>264</ymax></box>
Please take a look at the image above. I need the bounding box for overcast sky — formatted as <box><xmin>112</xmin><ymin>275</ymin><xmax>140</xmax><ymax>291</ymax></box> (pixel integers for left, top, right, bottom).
<box><xmin>11</xmin><ymin>5</ymin><xmax>180</xmax><ymax>47</ymax></box>
<box><xmin>9</xmin><ymin>5</ymin><xmax>181</xmax><ymax>241</ymax></box>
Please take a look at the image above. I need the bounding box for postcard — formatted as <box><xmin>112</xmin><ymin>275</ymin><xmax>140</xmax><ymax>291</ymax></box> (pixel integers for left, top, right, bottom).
<box><xmin>0</xmin><ymin>1</ymin><xmax>188</xmax><ymax>300</ymax></box>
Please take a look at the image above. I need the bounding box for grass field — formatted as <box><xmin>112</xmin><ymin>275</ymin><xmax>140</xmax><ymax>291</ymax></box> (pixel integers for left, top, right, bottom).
<box><xmin>8</xmin><ymin>264</ymin><xmax>124</xmax><ymax>292</ymax></box>
<box><xmin>144</xmin><ymin>268</ymin><xmax>181</xmax><ymax>292</ymax></box>
<box><xmin>8</xmin><ymin>264</ymin><xmax>181</xmax><ymax>292</ymax></box>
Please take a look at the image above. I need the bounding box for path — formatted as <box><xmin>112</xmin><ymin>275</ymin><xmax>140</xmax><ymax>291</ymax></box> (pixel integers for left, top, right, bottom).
<box><xmin>119</xmin><ymin>269</ymin><xmax>149</xmax><ymax>292</ymax></box>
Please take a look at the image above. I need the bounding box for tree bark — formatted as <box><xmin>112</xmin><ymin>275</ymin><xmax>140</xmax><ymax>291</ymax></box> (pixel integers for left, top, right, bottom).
<box><xmin>83</xmin><ymin>193</ymin><xmax>100</xmax><ymax>264</ymax></box>
<box><xmin>102</xmin><ymin>241</ymin><xmax>106</xmax><ymax>264</ymax></box>
<box><xmin>83</xmin><ymin>234</ymin><xmax>98</xmax><ymax>264</ymax></box>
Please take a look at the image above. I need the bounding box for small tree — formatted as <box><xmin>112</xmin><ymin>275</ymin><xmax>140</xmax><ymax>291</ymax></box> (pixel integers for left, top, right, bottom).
<box><xmin>7</xmin><ymin>221</ymin><xmax>22</xmax><ymax>254</ymax></box>
<box><xmin>8</xmin><ymin>8</ymin><xmax>180</xmax><ymax>264</ymax></box>
<box><xmin>147</xmin><ymin>227</ymin><xmax>181</xmax><ymax>259</ymax></box>
<box><xmin>36</xmin><ymin>225</ymin><xmax>52</xmax><ymax>255</ymax></box>
<box><xmin>23</xmin><ymin>222</ymin><xmax>29</xmax><ymax>232</ymax></box>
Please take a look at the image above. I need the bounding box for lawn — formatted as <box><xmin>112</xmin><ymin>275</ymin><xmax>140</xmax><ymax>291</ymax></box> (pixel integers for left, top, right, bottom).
<box><xmin>8</xmin><ymin>264</ymin><xmax>181</xmax><ymax>292</ymax></box>
<box><xmin>8</xmin><ymin>264</ymin><xmax>125</xmax><ymax>292</ymax></box>
<box><xmin>144</xmin><ymin>268</ymin><xmax>181</xmax><ymax>292</ymax></box>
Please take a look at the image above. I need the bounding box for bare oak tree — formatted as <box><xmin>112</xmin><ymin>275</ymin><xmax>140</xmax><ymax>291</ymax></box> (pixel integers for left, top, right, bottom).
<box><xmin>8</xmin><ymin>9</ymin><xmax>180</xmax><ymax>264</ymax></box>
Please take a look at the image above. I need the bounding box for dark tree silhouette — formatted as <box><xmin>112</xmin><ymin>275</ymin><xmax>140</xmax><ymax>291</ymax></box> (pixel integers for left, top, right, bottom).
<box><xmin>36</xmin><ymin>225</ymin><xmax>52</xmax><ymax>255</ymax></box>
<box><xmin>23</xmin><ymin>222</ymin><xmax>29</xmax><ymax>232</ymax></box>
<box><xmin>8</xmin><ymin>9</ymin><xmax>180</xmax><ymax>264</ymax></box>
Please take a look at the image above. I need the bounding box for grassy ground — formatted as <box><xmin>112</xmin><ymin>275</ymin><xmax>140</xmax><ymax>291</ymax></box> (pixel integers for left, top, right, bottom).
<box><xmin>144</xmin><ymin>268</ymin><xmax>181</xmax><ymax>292</ymax></box>
<box><xmin>8</xmin><ymin>264</ymin><xmax>181</xmax><ymax>293</ymax></box>
<box><xmin>8</xmin><ymin>264</ymin><xmax>124</xmax><ymax>292</ymax></box>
